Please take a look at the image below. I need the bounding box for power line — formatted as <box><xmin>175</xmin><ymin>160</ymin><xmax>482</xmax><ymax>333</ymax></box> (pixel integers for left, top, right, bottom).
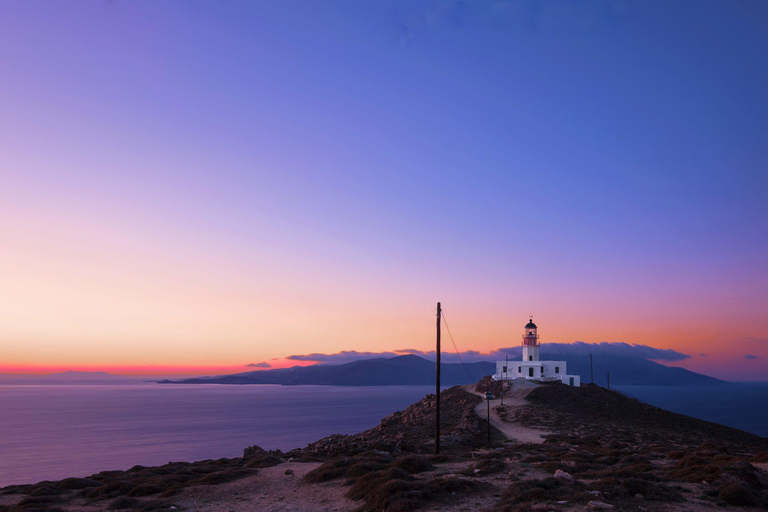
<box><xmin>440</xmin><ymin>310</ymin><xmax>476</xmax><ymax>382</ymax></box>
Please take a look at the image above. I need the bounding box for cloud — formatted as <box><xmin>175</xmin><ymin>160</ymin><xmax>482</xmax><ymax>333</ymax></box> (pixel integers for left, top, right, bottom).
<box><xmin>286</xmin><ymin>342</ymin><xmax>690</xmax><ymax>365</ymax></box>
<box><xmin>246</xmin><ymin>362</ymin><xmax>272</xmax><ymax>368</ymax></box>
<box><xmin>745</xmin><ymin>354</ymin><xmax>763</xmax><ymax>360</ymax></box>
<box><xmin>287</xmin><ymin>351</ymin><xmax>401</xmax><ymax>365</ymax></box>
<box><xmin>699</xmin><ymin>353</ymin><xmax>708</xmax><ymax>357</ymax></box>
<box><xmin>741</xmin><ymin>337</ymin><xmax>768</xmax><ymax>344</ymax></box>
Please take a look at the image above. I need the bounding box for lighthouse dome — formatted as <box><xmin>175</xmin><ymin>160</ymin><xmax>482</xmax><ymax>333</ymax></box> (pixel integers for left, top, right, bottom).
<box><xmin>525</xmin><ymin>320</ymin><xmax>537</xmax><ymax>329</ymax></box>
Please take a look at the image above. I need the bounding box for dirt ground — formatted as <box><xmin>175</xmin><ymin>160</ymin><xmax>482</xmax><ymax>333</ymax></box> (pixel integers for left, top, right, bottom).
<box><xmin>467</xmin><ymin>379</ymin><xmax>551</xmax><ymax>444</ymax></box>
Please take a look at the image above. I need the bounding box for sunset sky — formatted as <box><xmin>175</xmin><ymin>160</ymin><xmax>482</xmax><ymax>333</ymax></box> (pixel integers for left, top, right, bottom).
<box><xmin>1</xmin><ymin>1</ymin><xmax>767</xmax><ymax>381</ymax></box>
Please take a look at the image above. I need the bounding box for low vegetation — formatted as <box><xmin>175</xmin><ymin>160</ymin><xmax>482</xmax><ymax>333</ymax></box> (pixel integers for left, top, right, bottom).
<box><xmin>2</xmin><ymin>381</ymin><xmax>768</xmax><ymax>512</ymax></box>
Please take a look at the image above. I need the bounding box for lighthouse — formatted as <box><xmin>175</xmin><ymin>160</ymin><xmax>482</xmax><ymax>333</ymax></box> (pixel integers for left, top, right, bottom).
<box><xmin>522</xmin><ymin>318</ymin><xmax>539</xmax><ymax>363</ymax></box>
<box><xmin>492</xmin><ymin>317</ymin><xmax>581</xmax><ymax>386</ymax></box>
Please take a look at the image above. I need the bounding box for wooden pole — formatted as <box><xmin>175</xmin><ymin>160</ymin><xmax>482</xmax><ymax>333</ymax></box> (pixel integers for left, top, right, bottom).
<box><xmin>435</xmin><ymin>302</ymin><xmax>441</xmax><ymax>455</ymax></box>
<box><xmin>486</xmin><ymin>396</ymin><xmax>491</xmax><ymax>444</ymax></box>
<box><xmin>607</xmin><ymin>371</ymin><xmax>610</xmax><ymax>391</ymax></box>
<box><xmin>502</xmin><ymin>354</ymin><xmax>507</xmax><ymax>406</ymax></box>
<box><xmin>590</xmin><ymin>354</ymin><xmax>594</xmax><ymax>384</ymax></box>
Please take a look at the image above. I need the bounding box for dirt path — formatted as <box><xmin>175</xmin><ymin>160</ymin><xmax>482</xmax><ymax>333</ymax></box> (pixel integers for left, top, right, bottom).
<box><xmin>466</xmin><ymin>379</ymin><xmax>550</xmax><ymax>444</ymax></box>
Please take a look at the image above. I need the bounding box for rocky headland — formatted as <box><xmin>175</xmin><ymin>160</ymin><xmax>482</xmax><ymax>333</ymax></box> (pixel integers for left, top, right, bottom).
<box><xmin>2</xmin><ymin>380</ymin><xmax>767</xmax><ymax>512</ymax></box>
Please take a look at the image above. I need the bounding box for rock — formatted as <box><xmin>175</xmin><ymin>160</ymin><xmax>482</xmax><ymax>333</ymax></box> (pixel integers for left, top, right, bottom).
<box><xmin>588</xmin><ymin>501</ymin><xmax>614</xmax><ymax>510</ymax></box>
<box><xmin>554</xmin><ymin>469</ymin><xmax>575</xmax><ymax>481</ymax></box>
<box><xmin>284</xmin><ymin>469</ymin><xmax>294</xmax><ymax>475</ymax></box>
<box><xmin>634</xmin><ymin>494</ymin><xmax>643</xmax><ymax>499</ymax></box>
<box><xmin>243</xmin><ymin>445</ymin><xmax>268</xmax><ymax>458</ymax></box>
<box><xmin>588</xmin><ymin>490</ymin><xmax>600</xmax><ymax>495</ymax></box>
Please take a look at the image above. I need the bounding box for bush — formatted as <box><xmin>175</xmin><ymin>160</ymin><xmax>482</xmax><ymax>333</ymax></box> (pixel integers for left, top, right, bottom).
<box><xmin>13</xmin><ymin>495</ymin><xmax>65</xmax><ymax>511</ymax></box>
<box><xmin>27</xmin><ymin>485</ymin><xmax>63</xmax><ymax>497</ymax></box>
<box><xmin>751</xmin><ymin>452</ymin><xmax>768</xmax><ymax>463</ymax></box>
<box><xmin>497</xmin><ymin>478</ymin><xmax>591</xmax><ymax>506</ymax></box>
<box><xmin>57</xmin><ymin>477</ymin><xmax>101</xmax><ymax>490</ymax></box>
<box><xmin>463</xmin><ymin>458</ymin><xmax>506</xmax><ymax>477</ymax></box>
<box><xmin>136</xmin><ymin>500</ymin><xmax>174</xmax><ymax>512</ymax></box>
<box><xmin>718</xmin><ymin>483</ymin><xmax>760</xmax><ymax>507</ymax></box>
<box><xmin>346</xmin><ymin>468</ymin><xmax>481</xmax><ymax>512</ymax></box>
<box><xmin>86</xmin><ymin>480</ymin><xmax>134</xmax><ymax>499</ymax></box>
<box><xmin>588</xmin><ymin>477</ymin><xmax>682</xmax><ymax>502</ymax></box>
<box><xmin>108</xmin><ymin>497</ymin><xmax>140</xmax><ymax>510</ymax></box>
<box><xmin>244</xmin><ymin>455</ymin><xmax>283</xmax><ymax>468</ymax></box>
<box><xmin>189</xmin><ymin>469</ymin><xmax>255</xmax><ymax>485</ymax></box>
<box><xmin>304</xmin><ymin>458</ymin><xmax>362</xmax><ymax>483</ymax></box>
<box><xmin>345</xmin><ymin>460</ymin><xmax>389</xmax><ymax>480</ymax></box>
<box><xmin>390</xmin><ymin>455</ymin><xmax>434</xmax><ymax>475</ymax></box>
<box><xmin>126</xmin><ymin>484</ymin><xmax>164</xmax><ymax>497</ymax></box>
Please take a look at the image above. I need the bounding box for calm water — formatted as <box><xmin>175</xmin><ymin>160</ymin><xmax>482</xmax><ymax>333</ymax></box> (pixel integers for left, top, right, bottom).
<box><xmin>615</xmin><ymin>383</ymin><xmax>768</xmax><ymax>438</ymax></box>
<box><xmin>0</xmin><ymin>384</ymin><xmax>433</xmax><ymax>486</ymax></box>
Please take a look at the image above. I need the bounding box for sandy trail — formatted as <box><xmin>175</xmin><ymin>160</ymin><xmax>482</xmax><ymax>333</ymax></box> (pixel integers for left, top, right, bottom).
<box><xmin>466</xmin><ymin>379</ymin><xmax>550</xmax><ymax>444</ymax></box>
<box><xmin>173</xmin><ymin>462</ymin><xmax>356</xmax><ymax>512</ymax></box>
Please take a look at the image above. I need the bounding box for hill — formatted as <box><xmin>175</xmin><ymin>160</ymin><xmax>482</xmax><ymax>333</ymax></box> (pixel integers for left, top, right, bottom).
<box><xmin>163</xmin><ymin>355</ymin><xmax>494</xmax><ymax>386</ymax></box>
<box><xmin>5</xmin><ymin>379</ymin><xmax>767</xmax><ymax>512</ymax></box>
<box><xmin>163</xmin><ymin>353</ymin><xmax>725</xmax><ymax>387</ymax></box>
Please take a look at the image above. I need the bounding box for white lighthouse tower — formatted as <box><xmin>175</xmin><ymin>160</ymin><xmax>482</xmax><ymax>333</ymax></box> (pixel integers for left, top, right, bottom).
<box><xmin>522</xmin><ymin>318</ymin><xmax>539</xmax><ymax>363</ymax></box>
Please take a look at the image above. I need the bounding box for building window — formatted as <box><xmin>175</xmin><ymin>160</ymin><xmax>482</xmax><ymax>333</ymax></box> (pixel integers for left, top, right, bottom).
<box><xmin>518</xmin><ymin>366</ymin><xmax>521</xmax><ymax>373</ymax></box>
<box><xmin>541</xmin><ymin>367</ymin><xmax>544</xmax><ymax>373</ymax></box>
<box><xmin>529</xmin><ymin>356</ymin><xmax>533</xmax><ymax>361</ymax></box>
<box><xmin>555</xmin><ymin>366</ymin><xmax>559</xmax><ymax>373</ymax></box>
<box><xmin>502</xmin><ymin>365</ymin><xmax>507</xmax><ymax>373</ymax></box>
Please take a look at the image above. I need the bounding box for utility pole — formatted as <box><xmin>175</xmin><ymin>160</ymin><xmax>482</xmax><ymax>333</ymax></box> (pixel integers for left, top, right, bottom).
<box><xmin>435</xmin><ymin>302</ymin><xmax>441</xmax><ymax>455</ymax></box>
<box><xmin>484</xmin><ymin>391</ymin><xmax>494</xmax><ymax>444</ymax></box>
<box><xmin>590</xmin><ymin>354</ymin><xmax>594</xmax><ymax>384</ymax></box>
<box><xmin>501</xmin><ymin>354</ymin><xmax>507</xmax><ymax>406</ymax></box>
<box><xmin>607</xmin><ymin>371</ymin><xmax>610</xmax><ymax>391</ymax></box>
<box><xmin>606</xmin><ymin>371</ymin><xmax>611</xmax><ymax>416</ymax></box>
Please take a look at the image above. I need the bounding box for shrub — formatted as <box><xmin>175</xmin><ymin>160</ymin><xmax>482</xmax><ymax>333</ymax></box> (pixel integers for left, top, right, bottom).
<box><xmin>86</xmin><ymin>480</ymin><xmax>134</xmax><ymax>499</ymax></box>
<box><xmin>189</xmin><ymin>469</ymin><xmax>255</xmax><ymax>485</ymax></box>
<box><xmin>244</xmin><ymin>455</ymin><xmax>282</xmax><ymax>469</ymax></box>
<box><xmin>346</xmin><ymin>468</ymin><xmax>414</xmax><ymax>501</ymax></box>
<box><xmin>126</xmin><ymin>484</ymin><xmax>164</xmax><ymax>497</ymax></box>
<box><xmin>27</xmin><ymin>485</ymin><xmax>63</xmax><ymax>497</ymax></box>
<box><xmin>498</xmin><ymin>478</ymin><xmax>591</xmax><ymax>506</ymax></box>
<box><xmin>588</xmin><ymin>477</ymin><xmax>681</xmax><ymax>502</ymax></box>
<box><xmin>345</xmin><ymin>460</ymin><xmax>388</xmax><ymax>480</ymax></box>
<box><xmin>390</xmin><ymin>455</ymin><xmax>434</xmax><ymax>475</ymax></box>
<box><xmin>345</xmin><ymin>469</ymin><xmax>481</xmax><ymax>512</ymax></box>
<box><xmin>136</xmin><ymin>500</ymin><xmax>174</xmax><ymax>512</ymax></box>
<box><xmin>718</xmin><ymin>483</ymin><xmax>760</xmax><ymax>507</ymax></box>
<box><xmin>463</xmin><ymin>458</ymin><xmax>506</xmax><ymax>476</ymax></box>
<box><xmin>108</xmin><ymin>497</ymin><xmax>140</xmax><ymax>510</ymax></box>
<box><xmin>57</xmin><ymin>477</ymin><xmax>101</xmax><ymax>490</ymax></box>
<box><xmin>13</xmin><ymin>495</ymin><xmax>65</xmax><ymax>511</ymax></box>
<box><xmin>304</xmin><ymin>458</ymin><xmax>362</xmax><ymax>483</ymax></box>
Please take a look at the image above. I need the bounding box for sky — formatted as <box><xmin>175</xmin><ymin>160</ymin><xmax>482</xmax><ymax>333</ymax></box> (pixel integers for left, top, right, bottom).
<box><xmin>1</xmin><ymin>1</ymin><xmax>767</xmax><ymax>380</ymax></box>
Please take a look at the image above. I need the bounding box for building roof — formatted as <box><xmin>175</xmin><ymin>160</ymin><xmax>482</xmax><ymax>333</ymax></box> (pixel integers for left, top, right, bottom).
<box><xmin>525</xmin><ymin>320</ymin><xmax>537</xmax><ymax>329</ymax></box>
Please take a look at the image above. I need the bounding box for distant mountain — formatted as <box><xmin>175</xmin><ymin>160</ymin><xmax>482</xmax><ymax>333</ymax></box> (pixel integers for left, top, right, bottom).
<box><xmin>46</xmin><ymin>371</ymin><xmax>120</xmax><ymax>379</ymax></box>
<box><xmin>163</xmin><ymin>355</ymin><xmax>493</xmax><ymax>386</ymax></box>
<box><xmin>163</xmin><ymin>353</ymin><xmax>726</xmax><ymax>387</ymax></box>
<box><xmin>0</xmin><ymin>371</ymin><xmax>135</xmax><ymax>385</ymax></box>
<box><xmin>539</xmin><ymin>353</ymin><xmax>727</xmax><ymax>386</ymax></box>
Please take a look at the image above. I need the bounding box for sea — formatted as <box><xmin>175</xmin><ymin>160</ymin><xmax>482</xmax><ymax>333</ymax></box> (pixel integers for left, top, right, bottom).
<box><xmin>1</xmin><ymin>382</ymin><xmax>767</xmax><ymax>487</ymax></box>
<box><xmin>0</xmin><ymin>384</ymin><xmax>433</xmax><ymax>486</ymax></box>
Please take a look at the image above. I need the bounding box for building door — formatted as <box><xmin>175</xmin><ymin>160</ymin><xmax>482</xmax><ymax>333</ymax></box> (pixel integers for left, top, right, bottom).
<box><xmin>528</xmin><ymin>368</ymin><xmax>533</xmax><ymax>377</ymax></box>
<box><xmin>569</xmin><ymin>377</ymin><xmax>574</xmax><ymax>386</ymax></box>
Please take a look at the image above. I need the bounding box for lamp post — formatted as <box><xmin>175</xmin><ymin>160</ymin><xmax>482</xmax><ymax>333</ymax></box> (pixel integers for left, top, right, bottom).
<box><xmin>484</xmin><ymin>391</ymin><xmax>494</xmax><ymax>444</ymax></box>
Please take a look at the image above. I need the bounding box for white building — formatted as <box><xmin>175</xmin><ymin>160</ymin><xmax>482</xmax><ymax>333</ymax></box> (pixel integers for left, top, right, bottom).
<box><xmin>493</xmin><ymin>319</ymin><xmax>581</xmax><ymax>386</ymax></box>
